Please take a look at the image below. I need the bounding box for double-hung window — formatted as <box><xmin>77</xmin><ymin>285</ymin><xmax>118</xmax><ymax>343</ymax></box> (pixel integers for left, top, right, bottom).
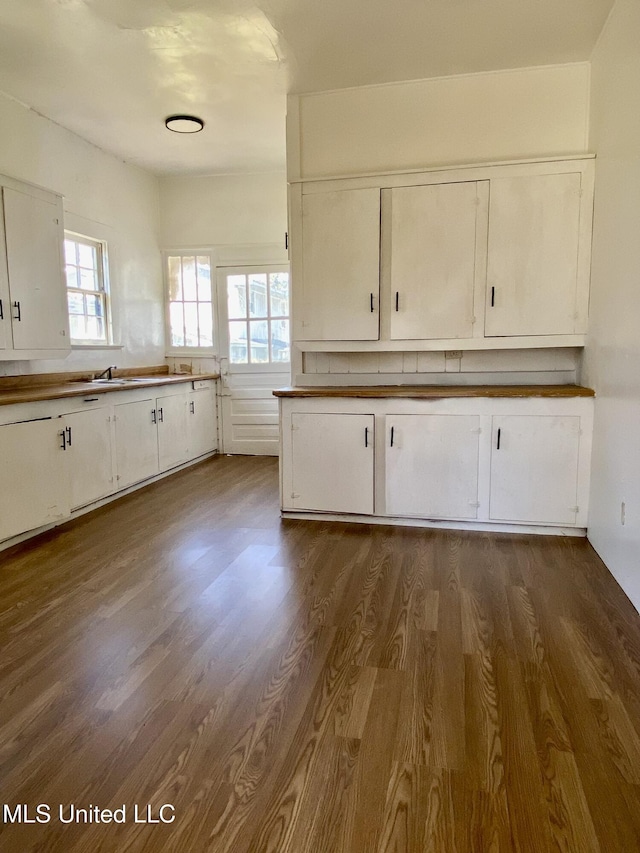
<box><xmin>64</xmin><ymin>233</ymin><xmax>110</xmax><ymax>344</ymax></box>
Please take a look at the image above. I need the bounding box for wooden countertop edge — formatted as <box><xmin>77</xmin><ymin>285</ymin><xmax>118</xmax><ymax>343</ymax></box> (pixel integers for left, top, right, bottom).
<box><xmin>0</xmin><ymin>374</ymin><xmax>220</xmax><ymax>407</ymax></box>
<box><xmin>273</xmin><ymin>385</ymin><xmax>595</xmax><ymax>399</ymax></box>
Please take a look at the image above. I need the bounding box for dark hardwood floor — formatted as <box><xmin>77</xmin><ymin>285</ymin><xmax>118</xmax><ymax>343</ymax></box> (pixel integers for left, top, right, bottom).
<box><xmin>2</xmin><ymin>455</ymin><xmax>640</xmax><ymax>852</ymax></box>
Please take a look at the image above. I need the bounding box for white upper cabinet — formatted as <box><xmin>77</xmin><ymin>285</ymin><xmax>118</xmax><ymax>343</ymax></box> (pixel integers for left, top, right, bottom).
<box><xmin>290</xmin><ymin>158</ymin><xmax>594</xmax><ymax>352</ymax></box>
<box><xmin>484</xmin><ymin>172</ymin><xmax>583</xmax><ymax>337</ymax></box>
<box><xmin>385</xmin><ymin>181</ymin><xmax>486</xmax><ymax>340</ymax></box>
<box><xmin>1</xmin><ymin>183</ymin><xmax>70</xmax><ymax>353</ymax></box>
<box><xmin>299</xmin><ymin>188</ymin><xmax>380</xmax><ymax>341</ymax></box>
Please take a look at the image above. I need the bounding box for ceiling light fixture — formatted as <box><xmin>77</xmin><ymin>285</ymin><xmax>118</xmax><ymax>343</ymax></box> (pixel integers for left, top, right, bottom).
<box><xmin>165</xmin><ymin>115</ymin><xmax>205</xmax><ymax>134</ymax></box>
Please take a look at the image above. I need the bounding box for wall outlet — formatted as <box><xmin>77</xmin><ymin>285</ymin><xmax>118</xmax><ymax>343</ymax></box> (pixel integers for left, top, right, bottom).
<box><xmin>445</xmin><ymin>350</ymin><xmax>462</xmax><ymax>359</ymax></box>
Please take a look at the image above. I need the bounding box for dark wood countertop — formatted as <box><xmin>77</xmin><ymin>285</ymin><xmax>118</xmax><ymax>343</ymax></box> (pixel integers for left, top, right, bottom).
<box><xmin>273</xmin><ymin>384</ymin><xmax>595</xmax><ymax>399</ymax></box>
<box><xmin>0</xmin><ymin>370</ymin><xmax>219</xmax><ymax>407</ymax></box>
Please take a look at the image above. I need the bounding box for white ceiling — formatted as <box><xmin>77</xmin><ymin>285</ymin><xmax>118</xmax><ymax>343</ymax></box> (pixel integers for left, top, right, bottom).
<box><xmin>0</xmin><ymin>0</ymin><xmax>614</xmax><ymax>176</ymax></box>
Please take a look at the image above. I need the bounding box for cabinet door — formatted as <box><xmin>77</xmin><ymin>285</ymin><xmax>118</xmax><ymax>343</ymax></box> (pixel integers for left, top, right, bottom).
<box><xmin>114</xmin><ymin>399</ymin><xmax>159</xmax><ymax>489</ymax></box>
<box><xmin>485</xmin><ymin>173</ymin><xmax>582</xmax><ymax>337</ymax></box>
<box><xmin>0</xmin><ymin>198</ymin><xmax>10</xmax><ymax>351</ymax></box>
<box><xmin>300</xmin><ymin>188</ymin><xmax>380</xmax><ymax>341</ymax></box>
<box><xmin>187</xmin><ymin>389</ymin><xmax>217</xmax><ymax>459</ymax></box>
<box><xmin>2</xmin><ymin>186</ymin><xmax>70</xmax><ymax>351</ymax></box>
<box><xmin>157</xmin><ymin>393</ymin><xmax>189</xmax><ymax>471</ymax></box>
<box><xmin>289</xmin><ymin>413</ymin><xmax>374</xmax><ymax>514</ymax></box>
<box><xmin>65</xmin><ymin>408</ymin><xmax>114</xmax><ymax>509</ymax></box>
<box><xmin>388</xmin><ymin>182</ymin><xmax>481</xmax><ymax>340</ymax></box>
<box><xmin>386</xmin><ymin>415</ymin><xmax>480</xmax><ymax>519</ymax></box>
<box><xmin>0</xmin><ymin>419</ymin><xmax>69</xmax><ymax>542</ymax></box>
<box><xmin>489</xmin><ymin>415</ymin><xmax>580</xmax><ymax>524</ymax></box>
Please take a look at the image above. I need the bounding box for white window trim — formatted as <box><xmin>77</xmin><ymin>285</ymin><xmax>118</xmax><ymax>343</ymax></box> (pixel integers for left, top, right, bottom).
<box><xmin>65</xmin><ymin>230</ymin><xmax>112</xmax><ymax>346</ymax></box>
<box><xmin>164</xmin><ymin>250</ymin><xmax>216</xmax><ymax>356</ymax></box>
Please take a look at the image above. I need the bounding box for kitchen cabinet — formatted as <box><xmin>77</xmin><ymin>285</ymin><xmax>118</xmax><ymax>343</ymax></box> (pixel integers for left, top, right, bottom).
<box><xmin>278</xmin><ymin>391</ymin><xmax>593</xmax><ymax>533</ymax></box>
<box><xmin>0</xmin><ymin>418</ymin><xmax>69</xmax><ymax>542</ymax></box>
<box><xmin>0</xmin><ymin>178</ymin><xmax>70</xmax><ymax>357</ymax></box>
<box><xmin>489</xmin><ymin>415</ymin><xmax>581</xmax><ymax>525</ymax></box>
<box><xmin>484</xmin><ymin>172</ymin><xmax>584</xmax><ymax>337</ymax></box>
<box><xmin>386</xmin><ymin>181</ymin><xmax>485</xmax><ymax>340</ymax></box>
<box><xmin>385</xmin><ymin>414</ymin><xmax>481</xmax><ymax>519</ymax></box>
<box><xmin>62</xmin><ymin>406</ymin><xmax>115</xmax><ymax>509</ymax></box>
<box><xmin>157</xmin><ymin>392</ymin><xmax>189</xmax><ymax>471</ymax></box>
<box><xmin>299</xmin><ymin>188</ymin><xmax>380</xmax><ymax>341</ymax></box>
<box><xmin>187</xmin><ymin>386</ymin><xmax>217</xmax><ymax>459</ymax></box>
<box><xmin>286</xmin><ymin>412</ymin><xmax>374</xmax><ymax>514</ymax></box>
<box><xmin>114</xmin><ymin>398</ymin><xmax>160</xmax><ymax>489</ymax></box>
<box><xmin>291</xmin><ymin>158</ymin><xmax>594</xmax><ymax>353</ymax></box>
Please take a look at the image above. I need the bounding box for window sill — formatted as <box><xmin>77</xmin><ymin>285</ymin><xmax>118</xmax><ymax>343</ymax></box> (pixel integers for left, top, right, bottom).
<box><xmin>71</xmin><ymin>344</ymin><xmax>124</xmax><ymax>351</ymax></box>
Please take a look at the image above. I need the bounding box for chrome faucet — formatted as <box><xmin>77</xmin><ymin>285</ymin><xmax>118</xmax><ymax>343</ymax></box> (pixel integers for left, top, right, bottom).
<box><xmin>95</xmin><ymin>365</ymin><xmax>117</xmax><ymax>380</ymax></box>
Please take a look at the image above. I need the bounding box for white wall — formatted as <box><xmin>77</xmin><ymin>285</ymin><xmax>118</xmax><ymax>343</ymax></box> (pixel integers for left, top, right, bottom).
<box><xmin>160</xmin><ymin>172</ymin><xmax>287</xmax><ymax>252</ymax></box>
<box><xmin>583</xmin><ymin>0</ymin><xmax>640</xmax><ymax>610</ymax></box>
<box><xmin>288</xmin><ymin>63</ymin><xmax>591</xmax><ymax>180</ymax></box>
<box><xmin>0</xmin><ymin>90</ymin><xmax>164</xmax><ymax>375</ymax></box>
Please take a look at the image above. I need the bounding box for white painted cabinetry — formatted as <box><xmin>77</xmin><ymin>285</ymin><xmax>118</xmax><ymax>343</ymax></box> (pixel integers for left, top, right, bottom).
<box><xmin>62</xmin><ymin>406</ymin><xmax>115</xmax><ymax>509</ymax></box>
<box><xmin>385</xmin><ymin>414</ymin><xmax>481</xmax><ymax>519</ymax></box>
<box><xmin>299</xmin><ymin>188</ymin><xmax>380</xmax><ymax>341</ymax></box>
<box><xmin>0</xmin><ymin>418</ymin><xmax>70</xmax><ymax>542</ymax></box>
<box><xmin>157</xmin><ymin>392</ymin><xmax>189</xmax><ymax>471</ymax></box>
<box><xmin>279</xmin><ymin>394</ymin><xmax>593</xmax><ymax>534</ymax></box>
<box><xmin>0</xmin><ymin>176</ymin><xmax>70</xmax><ymax>358</ymax></box>
<box><xmin>291</xmin><ymin>157</ymin><xmax>594</xmax><ymax>352</ymax></box>
<box><xmin>187</xmin><ymin>387</ymin><xmax>217</xmax><ymax>459</ymax></box>
<box><xmin>386</xmin><ymin>181</ymin><xmax>486</xmax><ymax>340</ymax></box>
<box><xmin>484</xmin><ymin>173</ymin><xmax>585</xmax><ymax>337</ymax></box>
<box><xmin>114</xmin><ymin>398</ymin><xmax>160</xmax><ymax>489</ymax></box>
<box><xmin>286</xmin><ymin>412</ymin><xmax>374</xmax><ymax>514</ymax></box>
<box><xmin>489</xmin><ymin>415</ymin><xmax>582</xmax><ymax>525</ymax></box>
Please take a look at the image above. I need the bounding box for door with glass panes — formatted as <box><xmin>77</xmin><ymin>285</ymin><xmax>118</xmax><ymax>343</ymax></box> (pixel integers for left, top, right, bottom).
<box><xmin>217</xmin><ymin>265</ymin><xmax>290</xmax><ymax>455</ymax></box>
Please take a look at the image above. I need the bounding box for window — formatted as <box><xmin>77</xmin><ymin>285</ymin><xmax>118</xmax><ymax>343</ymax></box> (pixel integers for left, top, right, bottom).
<box><xmin>166</xmin><ymin>254</ymin><xmax>214</xmax><ymax>349</ymax></box>
<box><xmin>64</xmin><ymin>233</ymin><xmax>110</xmax><ymax>343</ymax></box>
<box><xmin>227</xmin><ymin>270</ymin><xmax>290</xmax><ymax>365</ymax></box>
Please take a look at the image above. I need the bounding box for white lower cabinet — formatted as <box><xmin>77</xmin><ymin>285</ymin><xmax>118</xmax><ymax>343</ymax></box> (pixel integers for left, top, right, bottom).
<box><xmin>188</xmin><ymin>388</ymin><xmax>217</xmax><ymax>459</ymax></box>
<box><xmin>287</xmin><ymin>412</ymin><xmax>374</xmax><ymax>514</ymax></box>
<box><xmin>63</xmin><ymin>407</ymin><xmax>115</xmax><ymax>509</ymax></box>
<box><xmin>114</xmin><ymin>399</ymin><xmax>160</xmax><ymax>489</ymax></box>
<box><xmin>489</xmin><ymin>415</ymin><xmax>581</xmax><ymax>525</ymax></box>
<box><xmin>0</xmin><ymin>418</ymin><xmax>70</xmax><ymax>542</ymax></box>
<box><xmin>279</xmin><ymin>395</ymin><xmax>593</xmax><ymax>533</ymax></box>
<box><xmin>386</xmin><ymin>414</ymin><xmax>481</xmax><ymax>519</ymax></box>
<box><xmin>157</xmin><ymin>393</ymin><xmax>189</xmax><ymax>471</ymax></box>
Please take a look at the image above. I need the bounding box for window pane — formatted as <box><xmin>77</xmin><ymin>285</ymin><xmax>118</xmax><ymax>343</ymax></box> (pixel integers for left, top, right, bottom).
<box><xmin>168</xmin><ymin>256</ymin><xmax>182</xmax><ymax>300</ymax></box>
<box><xmin>184</xmin><ymin>303</ymin><xmax>199</xmax><ymax>347</ymax></box>
<box><xmin>249</xmin><ymin>320</ymin><xmax>269</xmax><ymax>363</ymax></box>
<box><xmin>64</xmin><ymin>240</ymin><xmax>77</xmax><ymax>265</ymax></box>
<box><xmin>85</xmin><ymin>293</ymin><xmax>103</xmax><ymax>317</ymax></box>
<box><xmin>270</xmin><ymin>319</ymin><xmax>290</xmax><ymax>363</ymax></box>
<box><xmin>227</xmin><ymin>275</ymin><xmax>247</xmax><ymax>320</ymax></box>
<box><xmin>170</xmin><ymin>302</ymin><xmax>185</xmax><ymax>347</ymax></box>
<box><xmin>67</xmin><ymin>291</ymin><xmax>85</xmax><ymax>315</ymax></box>
<box><xmin>269</xmin><ymin>273</ymin><xmax>289</xmax><ymax>317</ymax></box>
<box><xmin>80</xmin><ymin>267</ymin><xmax>98</xmax><ymax>291</ymax></box>
<box><xmin>66</xmin><ymin>267</ymin><xmax>79</xmax><ymax>289</ymax></box>
<box><xmin>86</xmin><ymin>316</ymin><xmax>105</xmax><ymax>341</ymax></box>
<box><xmin>229</xmin><ymin>321</ymin><xmax>248</xmax><ymax>364</ymax></box>
<box><xmin>249</xmin><ymin>274</ymin><xmax>268</xmax><ymax>318</ymax></box>
<box><xmin>69</xmin><ymin>314</ymin><xmax>86</xmax><ymax>340</ymax></box>
<box><xmin>198</xmin><ymin>302</ymin><xmax>213</xmax><ymax>347</ymax></box>
<box><xmin>182</xmin><ymin>256</ymin><xmax>197</xmax><ymax>301</ymax></box>
<box><xmin>197</xmin><ymin>257</ymin><xmax>212</xmax><ymax>301</ymax></box>
<box><xmin>78</xmin><ymin>242</ymin><xmax>96</xmax><ymax>269</ymax></box>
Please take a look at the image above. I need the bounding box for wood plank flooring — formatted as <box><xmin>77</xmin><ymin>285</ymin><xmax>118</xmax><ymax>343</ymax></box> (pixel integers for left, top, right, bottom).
<box><xmin>1</xmin><ymin>455</ymin><xmax>640</xmax><ymax>851</ymax></box>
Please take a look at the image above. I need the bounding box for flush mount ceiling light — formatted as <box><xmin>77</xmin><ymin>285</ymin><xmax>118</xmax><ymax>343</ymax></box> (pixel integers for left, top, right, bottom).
<box><xmin>165</xmin><ymin>115</ymin><xmax>205</xmax><ymax>134</ymax></box>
